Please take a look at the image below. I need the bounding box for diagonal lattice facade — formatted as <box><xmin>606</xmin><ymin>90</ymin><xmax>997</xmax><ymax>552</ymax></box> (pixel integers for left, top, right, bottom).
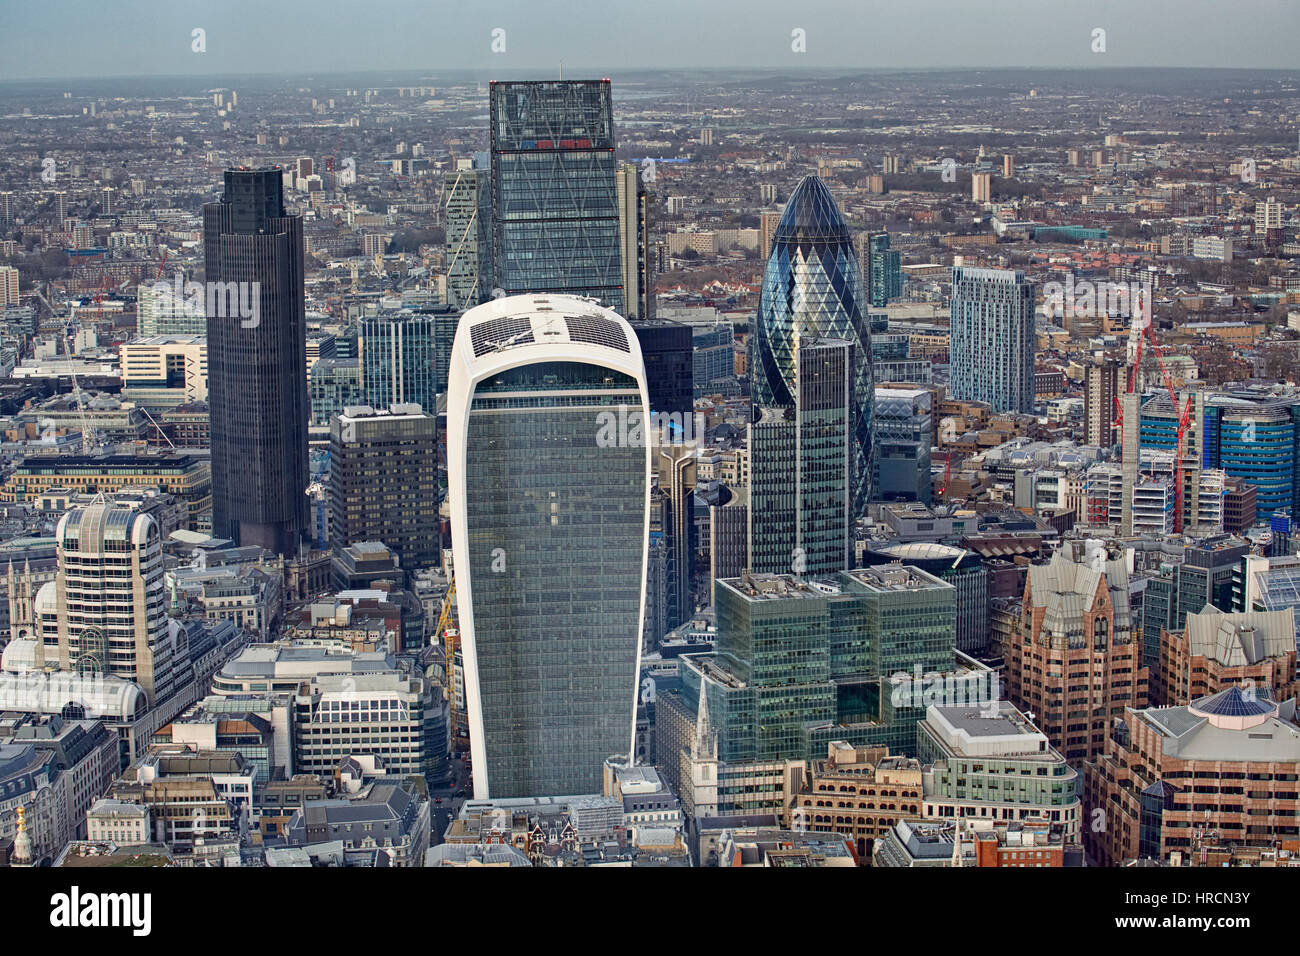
<box><xmin>490</xmin><ymin>80</ymin><xmax>624</xmax><ymax>313</ymax></box>
<box><xmin>755</xmin><ymin>176</ymin><xmax>873</xmax><ymax>515</ymax></box>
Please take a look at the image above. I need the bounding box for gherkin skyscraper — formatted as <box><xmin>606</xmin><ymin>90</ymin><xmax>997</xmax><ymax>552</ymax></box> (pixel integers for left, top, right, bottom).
<box><xmin>754</xmin><ymin>176</ymin><xmax>873</xmax><ymax>514</ymax></box>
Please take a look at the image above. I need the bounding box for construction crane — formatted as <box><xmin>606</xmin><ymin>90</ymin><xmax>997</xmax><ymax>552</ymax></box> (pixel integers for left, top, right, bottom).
<box><xmin>1114</xmin><ymin>289</ymin><xmax>1195</xmax><ymax>533</ymax></box>
<box><xmin>433</xmin><ymin>580</ymin><xmax>467</xmax><ymax>751</ymax></box>
<box><xmin>937</xmin><ymin>451</ymin><xmax>954</xmax><ymax>499</ymax></box>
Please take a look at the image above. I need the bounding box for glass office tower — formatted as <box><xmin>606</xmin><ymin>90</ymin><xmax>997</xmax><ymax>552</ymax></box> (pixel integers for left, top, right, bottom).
<box><xmin>748</xmin><ymin>337</ymin><xmax>853</xmax><ymax>576</ymax></box>
<box><xmin>445</xmin><ymin>165</ymin><xmax>492</xmax><ymax>309</ymax></box>
<box><xmin>359</xmin><ymin>310</ymin><xmax>439</xmax><ymax>412</ymax></box>
<box><xmin>489</xmin><ymin>80</ymin><xmax>623</xmax><ymax>311</ymax></box>
<box><xmin>203</xmin><ymin>167</ymin><xmax>308</xmax><ymax>555</ymax></box>
<box><xmin>447</xmin><ymin>294</ymin><xmax>649</xmax><ymax>798</ymax></box>
<box><xmin>628</xmin><ymin>319</ymin><xmax>693</xmax><ymax>419</ymax></box>
<box><xmin>680</xmin><ymin>564</ymin><xmax>956</xmax><ymax>762</ymax></box>
<box><xmin>755</xmin><ymin>176</ymin><xmax>873</xmax><ymax>515</ymax></box>
<box><xmin>873</xmin><ymin>386</ymin><xmax>933</xmax><ymax>504</ymax></box>
<box><xmin>1143</xmin><ymin>391</ymin><xmax>1300</xmax><ymax>519</ymax></box>
<box><xmin>949</xmin><ymin>266</ymin><xmax>1037</xmax><ymax>414</ymax></box>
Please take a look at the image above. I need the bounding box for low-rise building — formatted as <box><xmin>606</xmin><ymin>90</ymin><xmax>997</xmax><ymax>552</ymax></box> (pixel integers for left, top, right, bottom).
<box><xmin>714</xmin><ymin>826</ymin><xmax>856</xmax><ymax>867</ymax></box>
<box><xmin>285</xmin><ymin>776</ymin><xmax>430</xmax><ymax>867</ymax></box>
<box><xmin>788</xmin><ymin>741</ymin><xmax>923</xmax><ymax>861</ymax></box>
<box><xmin>918</xmin><ymin>702</ymin><xmax>1082</xmax><ymax>842</ymax></box>
<box><xmin>103</xmin><ymin>745</ymin><xmax>254</xmax><ymax>853</ymax></box>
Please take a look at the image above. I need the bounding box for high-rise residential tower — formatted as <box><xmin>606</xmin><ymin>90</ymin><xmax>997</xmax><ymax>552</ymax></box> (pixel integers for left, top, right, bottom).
<box><xmin>755</xmin><ymin>176</ymin><xmax>873</xmax><ymax>515</ymax></box>
<box><xmin>863</xmin><ymin>232</ymin><xmax>902</xmax><ymax>308</ymax></box>
<box><xmin>1084</xmin><ymin>361</ymin><xmax>1120</xmax><ymax>448</ymax></box>
<box><xmin>203</xmin><ymin>167</ymin><xmax>309</xmax><ymax>555</ymax></box>
<box><xmin>45</xmin><ymin>503</ymin><xmax>176</xmax><ymax>705</ymax></box>
<box><xmin>489</xmin><ymin>80</ymin><xmax>623</xmax><ymax>311</ymax></box>
<box><xmin>949</xmin><ymin>266</ymin><xmax>1036</xmax><ymax>415</ymax></box>
<box><xmin>447</xmin><ymin>293</ymin><xmax>649</xmax><ymax>798</ymax></box>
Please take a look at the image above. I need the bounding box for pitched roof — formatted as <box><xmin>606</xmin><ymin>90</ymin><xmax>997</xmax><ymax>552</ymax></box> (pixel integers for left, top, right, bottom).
<box><xmin>1184</xmin><ymin>607</ymin><xmax>1296</xmax><ymax>666</ymax></box>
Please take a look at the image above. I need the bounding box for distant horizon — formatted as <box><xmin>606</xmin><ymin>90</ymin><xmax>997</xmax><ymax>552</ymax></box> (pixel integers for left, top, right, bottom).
<box><xmin>2</xmin><ymin>0</ymin><xmax>1296</xmax><ymax>82</ymax></box>
<box><xmin>5</xmin><ymin>64</ymin><xmax>1300</xmax><ymax>87</ymax></box>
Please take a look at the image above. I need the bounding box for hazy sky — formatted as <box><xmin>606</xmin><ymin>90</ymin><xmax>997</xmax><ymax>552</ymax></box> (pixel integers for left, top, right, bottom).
<box><xmin>1</xmin><ymin>0</ymin><xmax>1296</xmax><ymax>81</ymax></box>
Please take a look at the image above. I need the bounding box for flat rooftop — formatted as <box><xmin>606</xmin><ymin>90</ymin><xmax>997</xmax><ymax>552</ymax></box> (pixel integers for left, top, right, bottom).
<box><xmin>845</xmin><ymin>564</ymin><xmax>949</xmax><ymax>592</ymax></box>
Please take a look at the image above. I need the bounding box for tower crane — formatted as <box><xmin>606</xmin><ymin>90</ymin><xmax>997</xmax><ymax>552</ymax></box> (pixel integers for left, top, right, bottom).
<box><xmin>1113</xmin><ymin>290</ymin><xmax>1196</xmax><ymax>532</ymax></box>
<box><xmin>433</xmin><ymin>580</ymin><xmax>467</xmax><ymax>750</ymax></box>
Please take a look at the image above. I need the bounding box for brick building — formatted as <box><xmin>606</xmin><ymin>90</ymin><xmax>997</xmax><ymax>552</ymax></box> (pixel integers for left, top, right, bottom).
<box><xmin>787</xmin><ymin>742</ymin><xmax>923</xmax><ymax>862</ymax></box>
<box><xmin>1084</xmin><ymin>687</ymin><xmax>1300</xmax><ymax>865</ymax></box>
<box><xmin>1153</xmin><ymin>607</ymin><xmax>1297</xmax><ymax>707</ymax></box>
<box><xmin>1006</xmin><ymin>541</ymin><xmax>1149</xmax><ymax>764</ymax></box>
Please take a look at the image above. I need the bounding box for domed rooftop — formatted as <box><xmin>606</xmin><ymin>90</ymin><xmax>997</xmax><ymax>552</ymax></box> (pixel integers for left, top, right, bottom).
<box><xmin>1188</xmin><ymin>685</ymin><xmax>1277</xmax><ymax>730</ymax></box>
<box><xmin>1</xmin><ymin>637</ymin><xmax>37</xmax><ymax>674</ymax></box>
<box><xmin>874</xmin><ymin>542</ymin><xmax>969</xmax><ymax>562</ymax></box>
<box><xmin>774</xmin><ymin>176</ymin><xmax>852</xmax><ymax>242</ymax></box>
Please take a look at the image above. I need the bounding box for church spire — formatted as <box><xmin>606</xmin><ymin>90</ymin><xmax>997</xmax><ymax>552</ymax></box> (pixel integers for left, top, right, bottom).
<box><xmin>693</xmin><ymin>682</ymin><xmax>718</xmax><ymax>761</ymax></box>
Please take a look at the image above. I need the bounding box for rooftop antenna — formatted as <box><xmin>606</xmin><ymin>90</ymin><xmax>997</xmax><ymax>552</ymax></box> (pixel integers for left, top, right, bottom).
<box><xmin>559</xmin><ymin>62</ymin><xmax>563</xmax><ymax>81</ymax></box>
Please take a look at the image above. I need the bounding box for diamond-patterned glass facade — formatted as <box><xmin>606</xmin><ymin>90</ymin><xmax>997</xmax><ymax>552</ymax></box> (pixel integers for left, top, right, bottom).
<box><xmin>755</xmin><ymin>176</ymin><xmax>873</xmax><ymax>513</ymax></box>
<box><xmin>490</xmin><ymin>81</ymin><xmax>624</xmax><ymax>312</ymax></box>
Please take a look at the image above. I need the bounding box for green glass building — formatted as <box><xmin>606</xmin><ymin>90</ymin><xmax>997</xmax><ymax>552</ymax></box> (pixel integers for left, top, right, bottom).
<box><xmin>680</xmin><ymin>565</ymin><xmax>965</xmax><ymax>763</ymax></box>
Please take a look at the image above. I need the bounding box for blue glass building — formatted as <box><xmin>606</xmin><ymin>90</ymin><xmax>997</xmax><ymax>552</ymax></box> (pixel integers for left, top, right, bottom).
<box><xmin>490</xmin><ymin>80</ymin><xmax>623</xmax><ymax>312</ymax></box>
<box><xmin>755</xmin><ymin>176</ymin><xmax>873</xmax><ymax>514</ymax></box>
<box><xmin>359</xmin><ymin>311</ymin><xmax>440</xmax><ymax>413</ymax></box>
<box><xmin>1140</xmin><ymin>392</ymin><xmax>1300</xmax><ymax>520</ymax></box>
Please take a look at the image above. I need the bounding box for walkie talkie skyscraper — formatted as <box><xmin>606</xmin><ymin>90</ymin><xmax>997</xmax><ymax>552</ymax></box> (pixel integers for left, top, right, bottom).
<box><xmin>447</xmin><ymin>293</ymin><xmax>649</xmax><ymax>799</ymax></box>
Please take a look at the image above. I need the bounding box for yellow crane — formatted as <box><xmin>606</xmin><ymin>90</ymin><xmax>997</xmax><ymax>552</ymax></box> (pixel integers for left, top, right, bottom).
<box><xmin>433</xmin><ymin>580</ymin><xmax>466</xmax><ymax>750</ymax></box>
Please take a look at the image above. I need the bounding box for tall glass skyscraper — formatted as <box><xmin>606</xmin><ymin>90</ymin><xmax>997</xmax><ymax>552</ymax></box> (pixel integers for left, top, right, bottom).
<box><xmin>359</xmin><ymin>310</ymin><xmax>439</xmax><ymax>413</ymax></box>
<box><xmin>949</xmin><ymin>266</ymin><xmax>1037</xmax><ymax>415</ymax></box>
<box><xmin>447</xmin><ymin>293</ymin><xmax>649</xmax><ymax>798</ymax></box>
<box><xmin>444</xmin><ymin>165</ymin><xmax>492</xmax><ymax>309</ymax></box>
<box><xmin>864</xmin><ymin>231</ymin><xmax>902</xmax><ymax>307</ymax></box>
<box><xmin>203</xmin><ymin>167</ymin><xmax>309</xmax><ymax>555</ymax></box>
<box><xmin>489</xmin><ymin>80</ymin><xmax>623</xmax><ymax>311</ymax></box>
<box><xmin>755</xmin><ymin>176</ymin><xmax>873</xmax><ymax>514</ymax></box>
<box><xmin>748</xmin><ymin>337</ymin><xmax>853</xmax><ymax>576</ymax></box>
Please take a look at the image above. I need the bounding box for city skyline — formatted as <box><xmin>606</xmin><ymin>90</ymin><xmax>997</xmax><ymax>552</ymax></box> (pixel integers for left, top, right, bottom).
<box><xmin>2</xmin><ymin>0</ymin><xmax>1300</xmax><ymax>890</ymax></box>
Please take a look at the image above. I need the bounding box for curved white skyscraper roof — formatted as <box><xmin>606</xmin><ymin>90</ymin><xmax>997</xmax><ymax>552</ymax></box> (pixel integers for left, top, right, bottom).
<box><xmin>447</xmin><ymin>293</ymin><xmax>650</xmax><ymax>799</ymax></box>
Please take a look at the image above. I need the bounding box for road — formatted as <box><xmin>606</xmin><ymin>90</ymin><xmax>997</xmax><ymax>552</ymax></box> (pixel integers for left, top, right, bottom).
<box><xmin>428</xmin><ymin>751</ymin><xmax>473</xmax><ymax>845</ymax></box>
